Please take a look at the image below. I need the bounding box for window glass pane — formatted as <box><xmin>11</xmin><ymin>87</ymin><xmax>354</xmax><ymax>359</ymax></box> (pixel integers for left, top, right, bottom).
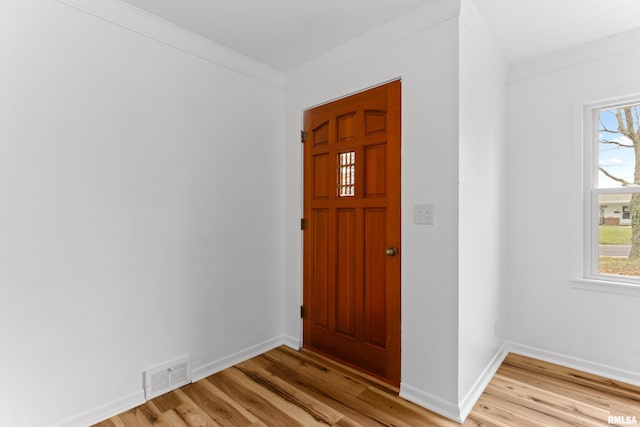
<box><xmin>598</xmin><ymin>193</ymin><xmax>640</xmax><ymax>277</ymax></box>
<box><xmin>338</xmin><ymin>151</ymin><xmax>355</xmax><ymax>197</ymax></box>
<box><xmin>598</xmin><ymin>104</ymin><xmax>640</xmax><ymax>188</ymax></box>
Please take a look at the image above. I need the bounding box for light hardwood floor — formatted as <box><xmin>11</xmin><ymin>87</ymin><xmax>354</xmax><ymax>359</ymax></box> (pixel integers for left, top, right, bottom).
<box><xmin>94</xmin><ymin>346</ymin><xmax>640</xmax><ymax>426</ymax></box>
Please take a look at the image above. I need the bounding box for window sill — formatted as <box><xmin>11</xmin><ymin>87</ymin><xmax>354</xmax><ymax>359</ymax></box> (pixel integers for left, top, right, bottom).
<box><xmin>572</xmin><ymin>278</ymin><xmax>640</xmax><ymax>298</ymax></box>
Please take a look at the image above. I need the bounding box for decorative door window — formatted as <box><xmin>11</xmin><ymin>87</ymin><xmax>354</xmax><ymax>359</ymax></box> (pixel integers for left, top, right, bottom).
<box><xmin>338</xmin><ymin>152</ymin><xmax>355</xmax><ymax>197</ymax></box>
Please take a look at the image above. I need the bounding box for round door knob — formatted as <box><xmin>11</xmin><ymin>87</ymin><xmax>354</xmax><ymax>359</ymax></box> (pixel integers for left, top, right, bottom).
<box><xmin>385</xmin><ymin>246</ymin><xmax>398</xmax><ymax>256</ymax></box>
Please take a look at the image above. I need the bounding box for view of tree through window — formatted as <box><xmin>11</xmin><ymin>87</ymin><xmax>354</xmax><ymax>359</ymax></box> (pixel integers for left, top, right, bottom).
<box><xmin>598</xmin><ymin>103</ymin><xmax>640</xmax><ymax>276</ymax></box>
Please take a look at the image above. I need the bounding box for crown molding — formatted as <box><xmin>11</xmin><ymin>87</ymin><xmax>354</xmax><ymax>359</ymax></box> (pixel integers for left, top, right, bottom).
<box><xmin>509</xmin><ymin>27</ymin><xmax>640</xmax><ymax>85</ymax></box>
<box><xmin>284</xmin><ymin>0</ymin><xmax>461</xmax><ymax>89</ymax></box>
<box><xmin>54</xmin><ymin>0</ymin><xmax>285</xmax><ymax>90</ymax></box>
<box><xmin>459</xmin><ymin>0</ymin><xmax>508</xmax><ymax>76</ymax></box>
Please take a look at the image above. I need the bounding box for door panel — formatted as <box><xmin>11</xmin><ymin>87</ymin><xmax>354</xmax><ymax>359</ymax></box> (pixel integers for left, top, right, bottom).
<box><xmin>337</xmin><ymin>113</ymin><xmax>356</xmax><ymax>141</ymax></box>
<box><xmin>336</xmin><ymin>208</ymin><xmax>356</xmax><ymax>338</ymax></box>
<box><xmin>365</xmin><ymin>143</ymin><xmax>386</xmax><ymax>197</ymax></box>
<box><xmin>312</xmin><ymin>154</ymin><xmax>330</xmax><ymax>199</ymax></box>
<box><xmin>364</xmin><ymin>208</ymin><xmax>387</xmax><ymax>349</ymax></box>
<box><xmin>311</xmin><ymin>209</ymin><xmax>329</xmax><ymax>329</ymax></box>
<box><xmin>303</xmin><ymin>81</ymin><xmax>401</xmax><ymax>386</ymax></box>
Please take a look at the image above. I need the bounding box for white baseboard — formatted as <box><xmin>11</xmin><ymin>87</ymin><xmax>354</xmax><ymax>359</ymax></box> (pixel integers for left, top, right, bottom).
<box><xmin>283</xmin><ymin>334</ymin><xmax>301</xmax><ymax>350</ymax></box>
<box><xmin>399</xmin><ymin>383</ymin><xmax>462</xmax><ymax>423</ymax></box>
<box><xmin>505</xmin><ymin>341</ymin><xmax>640</xmax><ymax>388</ymax></box>
<box><xmin>49</xmin><ymin>338</ymin><xmax>639</xmax><ymax>427</ymax></box>
<box><xmin>399</xmin><ymin>343</ymin><xmax>508</xmax><ymax>424</ymax></box>
<box><xmin>48</xmin><ymin>335</ymin><xmax>286</xmax><ymax>427</ymax></box>
<box><xmin>401</xmin><ymin>342</ymin><xmax>640</xmax><ymax>424</ymax></box>
<box><xmin>47</xmin><ymin>390</ymin><xmax>145</xmax><ymax>427</ymax></box>
<box><xmin>458</xmin><ymin>343</ymin><xmax>509</xmax><ymax>421</ymax></box>
<box><xmin>191</xmin><ymin>335</ymin><xmax>284</xmax><ymax>382</ymax></box>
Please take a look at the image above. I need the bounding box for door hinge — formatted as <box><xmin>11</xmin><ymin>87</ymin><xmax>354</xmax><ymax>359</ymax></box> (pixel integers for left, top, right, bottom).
<box><xmin>301</xmin><ymin>130</ymin><xmax>308</xmax><ymax>143</ymax></box>
<box><xmin>300</xmin><ymin>305</ymin><xmax>306</xmax><ymax>318</ymax></box>
<box><xmin>301</xmin><ymin>218</ymin><xmax>308</xmax><ymax>230</ymax></box>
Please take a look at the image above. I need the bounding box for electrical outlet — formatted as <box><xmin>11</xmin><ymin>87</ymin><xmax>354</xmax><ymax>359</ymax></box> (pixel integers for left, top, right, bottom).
<box><xmin>494</xmin><ymin>320</ymin><xmax>500</xmax><ymax>337</ymax></box>
<box><xmin>413</xmin><ymin>204</ymin><xmax>434</xmax><ymax>225</ymax></box>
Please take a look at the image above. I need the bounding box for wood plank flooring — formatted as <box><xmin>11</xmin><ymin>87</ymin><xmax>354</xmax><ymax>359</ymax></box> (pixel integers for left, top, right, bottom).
<box><xmin>94</xmin><ymin>347</ymin><xmax>640</xmax><ymax>426</ymax></box>
<box><xmin>468</xmin><ymin>353</ymin><xmax>640</xmax><ymax>426</ymax></box>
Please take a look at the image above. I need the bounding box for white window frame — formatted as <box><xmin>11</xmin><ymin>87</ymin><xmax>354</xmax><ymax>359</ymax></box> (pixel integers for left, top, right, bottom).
<box><xmin>581</xmin><ymin>98</ymin><xmax>640</xmax><ymax>291</ymax></box>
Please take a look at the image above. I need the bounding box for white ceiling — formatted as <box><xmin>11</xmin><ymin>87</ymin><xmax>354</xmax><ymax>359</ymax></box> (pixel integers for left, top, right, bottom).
<box><xmin>118</xmin><ymin>0</ymin><xmax>430</xmax><ymax>71</ymax></box>
<box><xmin>119</xmin><ymin>0</ymin><xmax>640</xmax><ymax>70</ymax></box>
<box><xmin>473</xmin><ymin>0</ymin><xmax>640</xmax><ymax>64</ymax></box>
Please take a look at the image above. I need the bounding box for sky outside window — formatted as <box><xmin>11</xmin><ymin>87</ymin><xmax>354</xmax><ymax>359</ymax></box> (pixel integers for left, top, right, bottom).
<box><xmin>599</xmin><ymin>105</ymin><xmax>639</xmax><ymax>188</ymax></box>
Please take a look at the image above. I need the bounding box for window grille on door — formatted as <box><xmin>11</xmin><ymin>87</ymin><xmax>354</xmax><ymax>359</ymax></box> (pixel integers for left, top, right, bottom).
<box><xmin>338</xmin><ymin>152</ymin><xmax>355</xmax><ymax>197</ymax></box>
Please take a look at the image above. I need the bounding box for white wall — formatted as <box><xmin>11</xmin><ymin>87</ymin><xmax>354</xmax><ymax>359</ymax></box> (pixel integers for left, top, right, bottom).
<box><xmin>457</xmin><ymin>0</ymin><xmax>507</xmax><ymax>408</ymax></box>
<box><xmin>12</xmin><ymin>0</ymin><xmax>639</xmax><ymax>425</ymax></box>
<box><xmin>506</xmin><ymin>31</ymin><xmax>640</xmax><ymax>376</ymax></box>
<box><xmin>283</xmin><ymin>0</ymin><xmax>464</xmax><ymax>417</ymax></box>
<box><xmin>0</xmin><ymin>2</ymin><xmax>284</xmax><ymax>426</ymax></box>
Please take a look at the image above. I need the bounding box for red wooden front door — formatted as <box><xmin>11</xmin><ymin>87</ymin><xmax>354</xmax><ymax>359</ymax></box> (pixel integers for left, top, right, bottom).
<box><xmin>303</xmin><ymin>81</ymin><xmax>401</xmax><ymax>386</ymax></box>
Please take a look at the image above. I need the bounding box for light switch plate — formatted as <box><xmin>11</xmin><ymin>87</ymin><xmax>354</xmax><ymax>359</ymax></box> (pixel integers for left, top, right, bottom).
<box><xmin>414</xmin><ymin>204</ymin><xmax>434</xmax><ymax>225</ymax></box>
